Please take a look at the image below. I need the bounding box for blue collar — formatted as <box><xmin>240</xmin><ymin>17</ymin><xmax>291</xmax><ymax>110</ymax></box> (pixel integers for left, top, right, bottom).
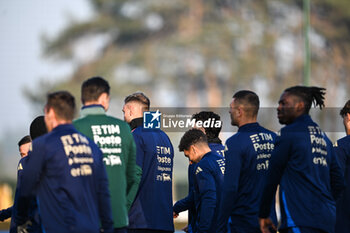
<box><xmin>238</xmin><ymin>122</ymin><xmax>260</xmax><ymax>132</ymax></box>
<box><xmin>52</xmin><ymin>123</ymin><xmax>75</xmax><ymax>132</ymax></box>
<box><xmin>291</xmin><ymin>114</ymin><xmax>311</xmax><ymax>124</ymax></box>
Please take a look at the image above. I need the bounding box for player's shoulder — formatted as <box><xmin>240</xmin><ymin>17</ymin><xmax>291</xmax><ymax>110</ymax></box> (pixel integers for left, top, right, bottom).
<box><xmin>335</xmin><ymin>135</ymin><xmax>350</xmax><ymax>148</ymax></box>
<box><xmin>200</xmin><ymin>152</ymin><xmax>217</xmax><ymax>167</ymax></box>
<box><xmin>260</xmin><ymin>126</ymin><xmax>277</xmax><ymax>137</ymax></box>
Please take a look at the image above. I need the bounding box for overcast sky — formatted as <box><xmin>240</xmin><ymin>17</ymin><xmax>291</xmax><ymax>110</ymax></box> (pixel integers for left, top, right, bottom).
<box><xmin>0</xmin><ymin>0</ymin><xmax>93</xmax><ymax>178</ymax></box>
<box><xmin>0</xmin><ymin>0</ymin><xmax>92</xmax><ymax>134</ymax></box>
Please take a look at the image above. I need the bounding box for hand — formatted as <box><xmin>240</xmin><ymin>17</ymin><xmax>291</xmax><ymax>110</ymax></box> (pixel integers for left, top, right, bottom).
<box><xmin>17</xmin><ymin>220</ymin><xmax>32</xmax><ymax>233</ymax></box>
<box><xmin>173</xmin><ymin>212</ymin><xmax>179</xmax><ymax>218</ymax></box>
<box><xmin>259</xmin><ymin>218</ymin><xmax>276</xmax><ymax>233</ymax></box>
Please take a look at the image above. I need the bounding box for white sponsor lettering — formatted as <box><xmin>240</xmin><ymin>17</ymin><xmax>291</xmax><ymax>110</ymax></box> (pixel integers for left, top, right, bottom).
<box><xmin>71</xmin><ymin>165</ymin><xmax>92</xmax><ymax>177</ymax></box>
<box><xmin>103</xmin><ymin>155</ymin><xmax>122</xmax><ymax>166</ymax></box>
<box><xmin>91</xmin><ymin>125</ymin><xmax>120</xmax><ymax>135</ymax></box>
<box><xmin>257</xmin><ymin>160</ymin><xmax>269</xmax><ymax>170</ymax></box>
<box><xmin>93</xmin><ymin>135</ymin><xmax>121</xmax><ymax>146</ymax></box>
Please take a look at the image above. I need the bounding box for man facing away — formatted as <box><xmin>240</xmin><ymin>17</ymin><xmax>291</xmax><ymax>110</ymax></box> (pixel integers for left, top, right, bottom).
<box><xmin>16</xmin><ymin>91</ymin><xmax>114</xmax><ymax>233</ymax></box>
<box><xmin>123</xmin><ymin>92</ymin><xmax>174</xmax><ymax>233</ymax></box>
<box><xmin>334</xmin><ymin>100</ymin><xmax>350</xmax><ymax>233</ymax></box>
<box><xmin>259</xmin><ymin>86</ymin><xmax>345</xmax><ymax>233</ymax></box>
<box><xmin>178</xmin><ymin>128</ymin><xmax>225</xmax><ymax>233</ymax></box>
<box><xmin>73</xmin><ymin>77</ymin><xmax>141</xmax><ymax>233</ymax></box>
<box><xmin>173</xmin><ymin>111</ymin><xmax>225</xmax><ymax>233</ymax></box>
<box><xmin>217</xmin><ymin>90</ymin><xmax>277</xmax><ymax>233</ymax></box>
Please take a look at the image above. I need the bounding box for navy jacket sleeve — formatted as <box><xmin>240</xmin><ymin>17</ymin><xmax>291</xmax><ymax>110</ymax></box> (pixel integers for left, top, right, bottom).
<box><xmin>217</xmin><ymin>139</ymin><xmax>242</xmax><ymax>232</ymax></box>
<box><xmin>259</xmin><ymin>133</ymin><xmax>290</xmax><ymax>218</ymax></box>
<box><xmin>16</xmin><ymin>140</ymin><xmax>46</xmax><ymax>225</ymax></box>
<box><xmin>196</xmin><ymin>163</ymin><xmax>217</xmax><ymax>233</ymax></box>
<box><xmin>0</xmin><ymin>206</ymin><xmax>12</xmax><ymax>221</ymax></box>
<box><xmin>334</xmin><ymin>143</ymin><xmax>347</xmax><ymax>174</ymax></box>
<box><xmin>93</xmin><ymin>146</ymin><xmax>114</xmax><ymax>232</ymax></box>
<box><xmin>174</xmin><ymin>164</ymin><xmax>195</xmax><ymax>214</ymax></box>
<box><xmin>329</xmin><ymin>145</ymin><xmax>345</xmax><ymax>200</ymax></box>
<box><xmin>173</xmin><ymin>189</ymin><xmax>194</xmax><ymax>214</ymax></box>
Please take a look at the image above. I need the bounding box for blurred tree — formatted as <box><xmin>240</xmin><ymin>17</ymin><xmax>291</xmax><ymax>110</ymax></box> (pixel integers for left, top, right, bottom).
<box><xmin>26</xmin><ymin>0</ymin><xmax>350</xmax><ymax>110</ymax></box>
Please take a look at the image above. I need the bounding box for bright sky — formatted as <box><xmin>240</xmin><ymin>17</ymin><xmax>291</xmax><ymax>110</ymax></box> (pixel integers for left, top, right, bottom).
<box><xmin>0</xmin><ymin>0</ymin><xmax>92</xmax><ymax>178</ymax></box>
<box><xmin>0</xmin><ymin>0</ymin><xmax>92</xmax><ymax>134</ymax></box>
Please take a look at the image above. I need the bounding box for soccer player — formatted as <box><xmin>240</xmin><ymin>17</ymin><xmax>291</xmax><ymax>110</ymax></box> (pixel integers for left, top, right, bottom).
<box><xmin>173</xmin><ymin>111</ymin><xmax>225</xmax><ymax>233</ymax></box>
<box><xmin>217</xmin><ymin>90</ymin><xmax>276</xmax><ymax>233</ymax></box>
<box><xmin>16</xmin><ymin>91</ymin><xmax>114</xmax><ymax>233</ymax></box>
<box><xmin>0</xmin><ymin>116</ymin><xmax>47</xmax><ymax>233</ymax></box>
<box><xmin>259</xmin><ymin>86</ymin><xmax>345</xmax><ymax>233</ymax></box>
<box><xmin>0</xmin><ymin>136</ymin><xmax>32</xmax><ymax>225</ymax></box>
<box><xmin>74</xmin><ymin>77</ymin><xmax>141</xmax><ymax>233</ymax></box>
<box><xmin>334</xmin><ymin>100</ymin><xmax>350</xmax><ymax>233</ymax></box>
<box><xmin>123</xmin><ymin>92</ymin><xmax>174</xmax><ymax>233</ymax></box>
<box><xmin>178</xmin><ymin>128</ymin><xmax>225</xmax><ymax>233</ymax></box>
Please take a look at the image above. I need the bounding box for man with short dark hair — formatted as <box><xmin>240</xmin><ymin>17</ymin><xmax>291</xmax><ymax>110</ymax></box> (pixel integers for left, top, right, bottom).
<box><xmin>123</xmin><ymin>92</ymin><xmax>174</xmax><ymax>233</ymax></box>
<box><xmin>74</xmin><ymin>77</ymin><xmax>141</xmax><ymax>233</ymax></box>
<box><xmin>217</xmin><ymin>90</ymin><xmax>276</xmax><ymax>233</ymax></box>
<box><xmin>334</xmin><ymin>100</ymin><xmax>350</xmax><ymax>233</ymax></box>
<box><xmin>0</xmin><ymin>136</ymin><xmax>32</xmax><ymax>227</ymax></box>
<box><xmin>18</xmin><ymin>135</ymin><xmax>32</xmax><ymax>158</ymax></box>
<box><xmin>259</xmin><ymin>86</ymin><xmax>345</xmax><ymax>233</ymax></box>
<box><xmin>173</xmin><ymin>111</ymin><xmax>225</xmax><ymax>233</ymax></box>
<box><xmin>16</xmin><ymin>91</ymin><xmax>114</xmax><ymax>233</ymax></box>
<box><xmin>0</xmin><ymin>116</ymin><xmax>48</xmax><ymax>233</ymax></box>
<box><xmin>179</xmin><ymin>128</ymin><xmax>225</xmax><ymax>233</ymax></box>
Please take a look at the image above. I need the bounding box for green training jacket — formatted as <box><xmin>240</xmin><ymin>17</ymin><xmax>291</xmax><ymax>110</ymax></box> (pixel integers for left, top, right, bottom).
<box><xmin>73</xmin><ymin>105</ymin><xmax>141</xmax><ymax>229</ymax></box>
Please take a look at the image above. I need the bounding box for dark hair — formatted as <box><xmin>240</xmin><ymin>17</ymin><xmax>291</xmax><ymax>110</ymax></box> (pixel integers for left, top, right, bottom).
<box><xmin>191</xmin><ymin>111</ymin><xmax>222</xmax><ymax>142</ymax></box>
<box><xmin>179</xmin><ymin>128</ymin><xmax>208</xmax><ymax>152</ymax></box>
<box><xmin>340</xmin><ymin>100</ymin><xmax>350</xmax><ymax>117</ymax></box>
<box><xmin>18</xmin><ymin>135</ymin><xmax>31</xmax><ymax>147</ymax></box>
<box><xmin>30</xmin><ymin>116</ymin><xmax>48</xmax><ymax>140</ymax></box>
<box><xmin>124</xmin><ymin>92</ymin><xmax>150</xmax><ymax>111</ymax></box>
<box><xmin>46</xmin><ymin>91</ymin><xmax>76</xmax><ymax>121</ymax></box>
<box><xmin>284</xmin><ymin>86</ymin><xmax>326</xmax><ymax>113</ymax></box>
<box><xmin>233</xmin><ymin>90</ymin><xmax>260</xmax><ymax>117</ymax></box>
<box><xmin>81</xmin><ymin>77</ymin><xmax>110</xmax><ymax>104</ymax></box>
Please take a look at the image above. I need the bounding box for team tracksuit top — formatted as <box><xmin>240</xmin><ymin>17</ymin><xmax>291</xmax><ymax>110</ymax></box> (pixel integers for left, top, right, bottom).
<box><xmin>192</xmin><ymin>151</ymin><xmax>225</xmax><ymax>233</ymax></box>
<box><xmin>73</xmin><ymin>105</ymin><xmax>141</xmax><ymax>229</ymax></box>
<box><xmin>259</xmin><ymin>114</ymin><xmax>345</xmax><ymax>233</ymax></box>
<box><xmin>334</xmin><ymin>135</ymin><xmax>350</xmax><ymax>233</ymax></box>
<box><xmin>128</xmin><ymin>118</ymin><xmax>174</xmax><ymax>231</ymax></box>
<box><xmin>173</xmin><ymin>141</ymin><xmax>225</xmax><ymax>232</ymax></box>
<box><xmin>16</xmin><ymin>124</ymin><xmax>114</xmax><ymax>233</ymax></box>
<box><xmin>218</xmin><ymin>122</ymin><xmax>276</xmax><ymax>233</ymax></box>
<box><xmin>0</xmin><ymin>157</ymin><xmax>42</xmax><ymax>233</ymax></box>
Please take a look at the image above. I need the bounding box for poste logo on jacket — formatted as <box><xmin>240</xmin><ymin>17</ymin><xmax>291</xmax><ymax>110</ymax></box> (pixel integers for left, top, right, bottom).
<box><xmin>143</xmin><ymin>110</ymin><xmax>161</xmax><ymax>129</ymax></box>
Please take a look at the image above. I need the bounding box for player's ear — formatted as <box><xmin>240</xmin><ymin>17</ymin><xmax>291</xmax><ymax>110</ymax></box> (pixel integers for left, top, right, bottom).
<box><xmin>98</xmin><ymin>93</ymin><xmax>109</xmax><ymax>111</ymax></box>
<box><xmin>295</xmin><ymin>101</ymin><xmax>305</xmax><ymax>113</ymax></box>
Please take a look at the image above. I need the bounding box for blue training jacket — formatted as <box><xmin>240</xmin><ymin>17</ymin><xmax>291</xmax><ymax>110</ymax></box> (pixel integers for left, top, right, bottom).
<box><xmin>173</xmin><ymin>142</ymin><xmax>225</xmax><ymax>232</ymax></box>
<box><xmin>259</xmin><ymin>114</ymin><xmax>345</xmax><ymax>233</ymax></box>
<box><xmin>7</xmin><ymin>157</ymin><xmax>42</xmax><ymax>233</ymax></box>
<box><xmin>218</xmin><ymin>122</ymin><xmax>276</xmax><ymax>233</ymax></box>
<box><xmin>16</xmin><ymin>124</ymin><xmax>114</xmax><ymax>233</ymax></box>
<box><xmin>192</xmin><ymin>151</ymin><xmax>225</xmax><ymax>233</ymax></box>
<box><xmin>128</xmin><ymin>119</ymin><xmax>174</xmax><ymax>231</ymax></box>
<box><xmin>334</xmin><ymin>135</ymin><xmax>350</xmax><ymax>233</ymax></box>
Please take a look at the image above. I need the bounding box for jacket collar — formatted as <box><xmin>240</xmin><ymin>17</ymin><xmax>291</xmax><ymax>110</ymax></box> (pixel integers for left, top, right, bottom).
<box><xmin>80</xmin><ymin>105</ymin><xmax>106</xmax><ymax>117</ymax></box>
<box><xmin>129</xmin><ymin>117</ymin><xmax>143</xmax><ymax>130</ymax></box>
<box><xmin>238</xmin><ymin>122</ymin><xmax>259</xmax><ymax>132</ymax></box>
